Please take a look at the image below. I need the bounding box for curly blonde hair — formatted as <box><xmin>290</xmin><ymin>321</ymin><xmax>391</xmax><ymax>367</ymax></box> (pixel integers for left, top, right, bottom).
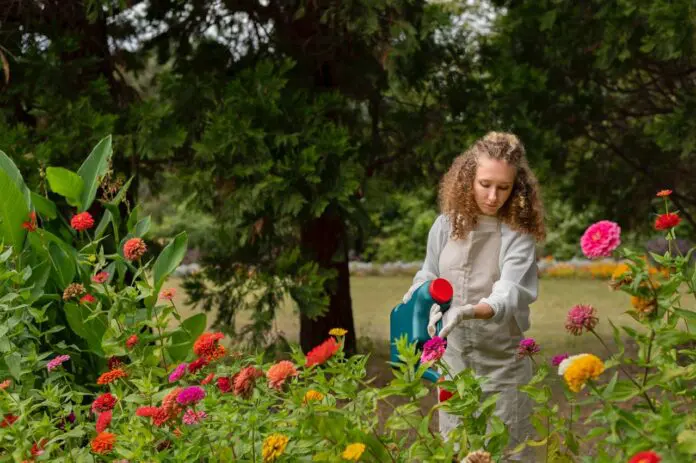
<box><xmin>438</xmin><ymin>132</ymin><xmax>546</xmax><ymax>241</ymax></box>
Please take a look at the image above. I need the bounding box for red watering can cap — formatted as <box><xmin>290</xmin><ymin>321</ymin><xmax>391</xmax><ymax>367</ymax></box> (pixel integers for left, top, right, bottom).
<box><xmin>430</xmin><ymin>278</ymin><xmax>453</xmax><ymax>304</ymax></box>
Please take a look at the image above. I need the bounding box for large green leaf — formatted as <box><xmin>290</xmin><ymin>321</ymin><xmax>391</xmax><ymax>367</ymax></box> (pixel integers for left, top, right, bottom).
<box><xmin>46</xmin><ymin>167</ymin><xmax>84</xmax><ymax>208</ymax></box>
<box><xmin>0</xmin><ymin>151</ymin><xmax>31</xmax><ymax>250</ymax></box>
<box><xmin>48</xmin><ymin>242</ymin><xmax>76</xmax><ymax>289</ymax></box>
<box><xmin>77</xmin><ymin>135</ymin><xmax>113</xmax><ymax>212</ymax></box>
<box><xmin>152</xmin><ymin>231</ymin><xmax>188</xmax><ymax>296</ymax></box>
<box><xmin>168</xmin><ymin>313</ymin><xmax>207</xmax><ymax>361</ymax></box>
<box><xmin>64</xmin><ymin>302</ymin><xmax>107</xmax><ymax>356</ymax></box>
<box><xmin>30</xmin><ymin>192</ymin><xmax>57</xmax><ymax>220</ymax></box>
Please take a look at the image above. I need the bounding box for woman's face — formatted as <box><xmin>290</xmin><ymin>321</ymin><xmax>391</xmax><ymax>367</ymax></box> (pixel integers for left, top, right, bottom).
<box><xmin>473</xmin><ymin>156</ymin><xmax>516</xmax><ymax>216</ymax></box>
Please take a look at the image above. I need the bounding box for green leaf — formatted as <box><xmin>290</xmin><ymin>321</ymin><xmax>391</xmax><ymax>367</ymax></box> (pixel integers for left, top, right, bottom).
<box><xmin>77</xmin><ymin>135</ymin><xmax>112</xmax><ymax>212</ymax></box>
<box><xmin>677</xmin><ymin>430</ymin><xmax>696</xmax><ymax>454</ymax></box>
<box><xmin>152</xmin><ymin>231</ymin><xmax>188</xmax><ymax>297</ymax></box>
<box><xmin>0</xmin><ymin>151</ymin><xmax>31</xmax><ymax>250</ymax></box>
<box><xmin>168</xmin><ymin>313</ymin><xmax>207</xmax><ymax>361</ymax></box>
<box><xmin>94</xmin><ymin>209</ymin><xmax>112</xmax><ymax>240</ymax></box>
<box><xmin>133</xmin><ymin>216</ymin><xmax>151</xmax><ymax>238</ymax></box>
<box><xmin>30</xmin><ymin>192</ymin><xmax>57</xmax><ymax>220</ymax></box>
<box><xmin>4</xmin><ymin>352</ymin><xmax>22</xmax><ymax>380</ymax></box>
<box><xmin>64</xmin><ymin>302</ymin><xmax>107</xmax><ymax>356</ymax></box>
<box><xmin>48</xmin><ymin>242</ymin><xmax>76</xmax><ymax>289</ymax></box>
<box><xmin>46</xmin><ymin>167</ymin><xmax>84</xmax><ymax>207</ymax></box>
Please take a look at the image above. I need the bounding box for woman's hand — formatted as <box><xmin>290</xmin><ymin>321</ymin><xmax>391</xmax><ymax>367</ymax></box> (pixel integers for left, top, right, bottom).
<box><xmin>439</xmin><ymin>304</ymin><xmax>476</xmax><ymax>338</ymax></box>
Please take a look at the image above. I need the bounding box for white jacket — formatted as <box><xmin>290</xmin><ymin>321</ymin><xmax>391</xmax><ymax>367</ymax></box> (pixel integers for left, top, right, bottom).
<box><xmin>411</xmin><ymin>214</ymin><xmax>538</xmax><ymax>332</ymax></box>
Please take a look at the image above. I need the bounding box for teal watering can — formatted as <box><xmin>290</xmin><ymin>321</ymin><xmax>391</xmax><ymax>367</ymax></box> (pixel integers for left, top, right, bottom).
<box><xmin>389</xmin><ymin>278</ymin><xmax>453</xmax><ymax>382</ymax></box>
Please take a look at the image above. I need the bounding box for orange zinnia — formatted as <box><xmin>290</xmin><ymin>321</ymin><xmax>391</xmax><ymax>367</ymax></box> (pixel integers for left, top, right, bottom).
<box><xmin>97</xmin><ymin>368</ymin><xmax>128</xmax><ymax>385</ymax></box>
<box><xmin>193</xmin><ymin>332</ymin><xmax>226</xmax><ymax>361</ymax></box>
<box><xmin>91</xmin><ymin>432</ymin><xmax>116</xmax><ymax>454</ymax></box>
<box><xmin>266</xmin><ymin>361</ymin><xmax>298</xmax><ymax>390</ymax></box>
<box><xmin>305</xmin><ymin>337</ymin><xmax>339</xmax><ymax>367</ymax></box>
<box><xmin>656</xmin><ymin>189</ymin><xmax>672</xmax><ymax>197</ymax></box>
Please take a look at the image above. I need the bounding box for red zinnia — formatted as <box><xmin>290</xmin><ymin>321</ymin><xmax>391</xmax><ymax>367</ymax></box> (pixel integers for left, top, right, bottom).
<box><xmin>0</xmin><ymin>414</ymin><xmax>18</xmax><ymax>427</ymax></box>
<box><xmin>188</xmin><ymin>357</ymin><xmax>208</xmax><ymax>374</ymax></box>
<box><xmin>305</xmin><ymin>337</ymin><xmax>340</xmax><ymax>367</ymax></box>
<box><xmin>193</xmin><ymin>332</ymin><xmax>225</xmax><ymax>361</ymax></box>
<box><xmin>656</xmin><ymin>190</ymin><xmax>672</xmax><ymax>198</ymax></box>
<box><xmin>126</xmin><ymin>335</ymin><xmax>139</xmax><ymax>349</ymax></box>
<box><xmin>90</xmin><ymin>432</ymin><xmax>116</xmax><ymax>454</ymax></box>
<box><xmin>97</xmin><ymin>368</ymin><xmax>128</xmax><ymax>385</ymax></box>
<box><xmin>628</xmin><ymin>450</ymin><xmax>661</xmax><ymax>463</ymax></box>
<box><xmin>80</xmin><ymin>294</ymin><xmax>96</xmax><ymax>304</ymax></box>
<box><xmin>136</xmin><ymin>406</ymin><xmax>159</xmax><ymax>417</ymax></box>
<box><xmin>96</xmin><ymin>410</ymin><xmax>112</xmax><ymax>433</ymax></box>
<box><xmin>217</xmin><ymin>376</ymin><xmax>232</xmax><ymax>393</ymax></box>
<box><xmin>201</xmin><ymin>372</ymin><xmax>215</xmax><ymax>385</ymax></box>
<box><xmin>654</xmin><ymin>213</ymin><xmax>681</xmax><ymax>230</ymax></box>
<box><xmin>22</xmin><ymin>212</ymin><xmax>38</xmax><ymax>232</ymax></box>
<box><xmin>71</xmin><ymin>212</ymin><xmax>95</xmax><ymax>231</ymax></box>
<box><xmin>123</xmin><ymin>237</ymin><xmax>147</xmax><ymax>261</ymax></box>
<box><xmin>92</xmin><ymin>272</ymin><xmax>109</xmax><ymax>284</ymax></box>
<box><xmin>92</xmin><ymin>393</ymin><xmax>117</xmax><ymax>413</ymax></box>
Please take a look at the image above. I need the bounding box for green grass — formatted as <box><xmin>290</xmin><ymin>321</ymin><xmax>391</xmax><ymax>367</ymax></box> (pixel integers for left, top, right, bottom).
<box><xmin>170</xmin><ymin>276</ymin><xmax>695</xmax><ymax>360</ymax></box>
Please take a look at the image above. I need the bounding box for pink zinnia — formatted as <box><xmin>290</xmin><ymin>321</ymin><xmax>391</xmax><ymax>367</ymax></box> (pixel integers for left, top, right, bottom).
<box><xmin>176</xmin><ymin>386</ymin><xmax>205</xmax><ymax>405</ymax></box>
<box><xmin>565</xmin><ymin>304</ymin><xmax>599</xmax><ymax>336</ymax></box>
<box><xmin>70</xmin><ymin>212</ymin><xmax>95</xmax><ymax>231</ymax></box>
<box><xmin>516</xmin><ymin>338</ymin><xmax>540</xmax><ymax>359</ymax></box>
<box><xmin>47</xmin><ymin>354</ymin><xmax>71</xmax><ymax>371</ymax></box>
<box><xmin>551</xmin><ymin>353</ymin><xmax>570</xmax><ymax>367</ymax></box>
<box><xmin>92</xmin><ymin>272</ymin><xmax>109</xmax><ymax>284</ymax></box>
<box><xmin>234</xmin><ymin>366</ymin><xmax>264</xmax><ymax>398</ymax></box>
<box><xmin>580</xmin><ymin>220</ymin><xmax>621</xmax><ymax>259</ymax></box>
<box><xmin>182</xmin><ymin>408</ymin><xmax>207</xmax><ymax>425</ymax></box>
<box><xmin>420</xmin><ymin>336</ymin><xmax>447</xmax><ymax>363</ymax></box>
<box><xmin>160</xmin><ymin>288</ymin><xmax>176</xmax><ymax>301</ymax></box>
<box><xmin>168</xmin><ymin>363</ymin><xmax>188</xmax><ymax>383</ymax></box>
<box><xmin>123</xmin><ymin>237</ymin><xmax>147</xmax><ymax>261</ymax></box>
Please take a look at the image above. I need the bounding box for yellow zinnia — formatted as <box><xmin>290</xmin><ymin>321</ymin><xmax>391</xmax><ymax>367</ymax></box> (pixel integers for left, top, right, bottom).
<box><xmin>562</xmin><ymin>354</ymin><xmax>605</xmax><ymax>392</ymax></box>
<box><xmin>262</xmin><ymin>434</ymin><xmax>289</xmax><ymax>462</ymax></box>
<box><xmin>342</xmin><ymin>443</ymin><xmax>366</xmax><ymax>461</ymax></box>
<box><xmin>329</xmin><ymin>328</ymin><xmax>348</xmax><ymax>336</ymax></box>
<box><xmin>303</xmin><ymin>390</ymin><xmax>324</xmax><ymax>403</ymax></box>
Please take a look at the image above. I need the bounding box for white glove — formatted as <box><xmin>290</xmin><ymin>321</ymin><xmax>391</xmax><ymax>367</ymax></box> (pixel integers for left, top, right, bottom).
<box><xmin>427</xmin><ymin>304</ymin><xmax>443</xmax><ymax>337</ymax></box>
<box><xmin>438</xmin><ymin>304</ymin><xmax>476</xmax><ymax>339</ymax></box>
<box><xmin>402</xmin><ymin>282</ymin><xmax>422</xmax><ymax>304</ymax></box>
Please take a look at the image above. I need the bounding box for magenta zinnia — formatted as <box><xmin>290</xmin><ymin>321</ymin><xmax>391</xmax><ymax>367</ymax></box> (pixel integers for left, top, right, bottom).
<box><xmin>516</xmin><ymin>338</ymin><xmax>540</xmax><ymax>359</ymax></box>
<box><xmin>176</xmin><ymin>386</ymin><xmax>205</xmax><ymax>405</ymax></box>
<box><xmin>47</xmin><ymin>355</ymin><xmax>71</xmax><ymax>371</ymax></box>
<box><xmin>565</xmin><ymin>304</ymin><xmax>599</xmax><ymax>336</ymax></box>
<box><xmin>580</xmin><ymin>220</ymin><xmax>621</xmax><ymax>259</ymax></box>
<box><xmin>420</xmin><ymin>336</ymin><xmax>447</xmax><ymax>363</ymax></box>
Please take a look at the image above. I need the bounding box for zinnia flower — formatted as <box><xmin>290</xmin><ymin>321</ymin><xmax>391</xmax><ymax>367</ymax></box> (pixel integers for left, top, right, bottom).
<box><xmin>329</xmin><ymin>328</ymin><xmax>348</xmax><ymax>336</ymax></box>
<box><xmin>565</xmin><ymin>304</ymin><xmax>599</xmax><ymax>336</ymax></box>
<box><xmin>123</xmin><ymin>237</ymin><xmax>147</xmax><ymax>261</ymax></box>
<box><xmin>0</xmin><ymin>379</ymin><xmax>11</xmax><ymax>390</ymax></box>
<box><xmin>628</xmin><ymin>450</ymin><xmax>661</xmax><ymax>463</ymax></box>
<box><xmin>92</xmin><ymin>393</ymin><xmax>117</xmax><ymax>413</ymax></box>
<box><xmin>420</xmin><ymin>336</ymin><xmax>447</xmax><ymax>363</ymax></box>
<box><xmin>92</xmin><ymin>271</ymin><xmax>109</xmax><ymax>284</ymax></box>
<box><xmin>162</xmin><ymin>387</ymin><xmax>183</xmax><ymax>419</ymax></box>
<box><xmin>168</xmin><ymin>363</ymin><xmax>188</xmax><ymax>383</ymax></box>
<box><xmin>516</xmin><ymin>338</ymin><xmax>540</xmax><ymax>359</ymax></box>
<box><xmin>0</xmin><ymin>414</ymin><xmax>18</xmax><ymax>427</ymax></box>
<box><xmin>22</xmin><ymin>211</ymin><xmax>38</xmax><ymax>232</ymax></box>
<box><xmin>90</xmin><ymin>432</ymin><xmax>116</xmax><ymax>454</ymax></box>
<box><xmin>654</xmin><ymin>213</ymin><xmax>681</xmax><ymax>230</ymax></box>
<box><xmin>303</xmin><ymin>390</ymin><xmax>324</xmax><ymax>403</ymax></box>
<box><xmin>262</xmin><ymin>434</ymin><xmax>289</xmax><ymax>462</ymax></box>
<box><xmin>182</xmin><ymin>408</ymin><xmax>207</xmax><ymax>425</ymax></box>
<box><xmin>188</xmin><ymin>357</ymin><xmax>208</xmax><ymax>374</ymax></box>
<box><xmin>305</xmin><ymin>337</ymin><xmax>339</xmax><ymax>367</ymax></box>
<box><xmin>234</xmin><ymin>366</ymin><xmax>263</xmax><ymax>398</ymax></box>
<box><xmin>160</xmin><ymin>288</ymin><xmax>176</xmax><ymax>301</ymax></box>
<box><xmin>96</xmin><ymin>410</ymin><xmax>112</xmax><ymax>433</ymax></box>
<box><xmin>126</xmin><ymin>335</ymin><xmax>139</xmax><ymax>349</ymax></box>
<box><xmin>136</xmin><ymin>406</ymin><xmax>159</xmax><ymax>417</ymax></box>
<box><xmin>97</xmin><ymin>368</ymin><xmax>128</xmax><ymax>385</ymax></box>
<box><xmin>80</xmin><ymin>294</ymin><xmax>96</xmax><ymax>304</ymax></box>
<box><xmin>107</xmin><ymin>357</ymin><xmax>123</xmax><ymax>370</ymax></box>
<box><xmin>176</xmin><ymin>386</ymin><xmax>205</xmax><ymax>405</ymax></box>
<box><xmin>551</xmin><ymin>353</ymin><xmax>569</xmax><ymax>367</ymax></box>
<box><xmin>47</xmin><ymin>354</ymin><xmax>71</xmax><ymax>371</ymax></box>
<box><xmin>580</xmin><ymin>220</ymin><xmax>621</xmax><ymax>259</ymax></box>
<box><xmin>630</xmin><ymin>296</ymin><xmax>657</xmax><ymax>318</ymax></box>
<box><xmin>609</xmin><ymin>263</ymin><xmax>632</xmax><ymax>290</ymax></box>
<box><xmin>193</xmin><ymin>332</ymin><xmax>226</xmax><ymax>361</ymax></box>
<box><xmin>342</xmin><ymin>443</ymin><xmax>366</xmax><ymax>461</ymax></box>
<box><xmin>62</xmin><ymin>283</ymin><xmax>86</xmax><ymax>301</ymax></box>
<box><xmin>201</xmin><ymin>372</ymin><xmax>215</xmax><ymax>385</ymax></box>
<box><xmin>656</xmin><ymin>190</ymin><xmax>672</xmax><ymax>198</ymax></box>
<box><xmin>266</xmin><ymin>360</ymin><xmax>298</xmax><ymax>390</ymax></box>
<box><xmin>558</xmin><ymin>354</ymin><xmax>605</xmax><ymax>392</ymax></box>
<box><xmin>217</xmin><ymin>376</ymin><xmax>232</xmax><ymax>393</ymax></box>
<box><xmin>70</xmin><ymin>212</ymin><xmax>95</xmax><ymax>231</ymax></box>
<box><xmin>437</xmin><ymin>376</ymin><xmax>453</xmax><ymax>402</ymax></box>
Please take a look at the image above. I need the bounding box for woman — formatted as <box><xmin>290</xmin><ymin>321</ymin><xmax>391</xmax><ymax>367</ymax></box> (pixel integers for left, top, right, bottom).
<box><xmin>402</xmin><ymin>132</ymin><xmax>545</xmax><ymax>461</ymax></box>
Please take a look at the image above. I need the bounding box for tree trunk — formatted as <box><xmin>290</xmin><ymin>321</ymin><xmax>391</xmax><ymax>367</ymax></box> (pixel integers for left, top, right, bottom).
<box><xmin>299</xmin><ymin>210</ymin><xmax>357</xmax><ymax>355</ymax></box>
